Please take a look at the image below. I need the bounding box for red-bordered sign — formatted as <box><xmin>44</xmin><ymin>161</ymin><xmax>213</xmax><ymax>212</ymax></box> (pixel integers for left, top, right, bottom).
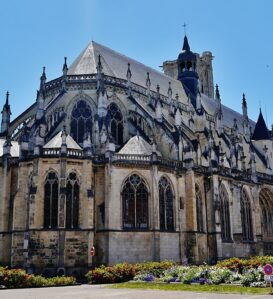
<box><xmin>264</xmin><ymin>264</ymin><xmax>273</xmax><ymax>275</ymax></box>
<box><xmin>90</xmin><ymin>246</ymin><xmax>95</xmax><ymax>256</ymax></box>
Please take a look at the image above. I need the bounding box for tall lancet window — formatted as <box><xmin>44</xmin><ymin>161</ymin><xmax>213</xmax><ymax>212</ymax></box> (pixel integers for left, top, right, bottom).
<box><xmin>240</xmin><ymin>189</ymin><xmax>253</xmax><ymax>241</ymax></box>
<box><xmin>70</xmin><ymin>100</ymin><xmax>92</xmax><ymax>144</ymax></box>
<box><xmin>44</xmin><ymin>172</ymin><xmax>59</xmax><ymax>228</ymax></box>
<box><xmin>122</xmin><ymin>174</ymin><xmax>148</xmax><ymax>229</ymax></box>
<box><xmin>219</xmin><ymin>184</ymin><xmax>231</xmax><ymax>241</ymax></box>
<box><xmin>195</xmin><ymin>184</ymin><xmax>204</xmax><ymax>232</ymax></box>
<box><xmin>159</xmin><ymin>177</ymin><xmax>174</xmax><ymax>231</ymax></box>
<box><xmin>259</xmin><ymin>189</ymin><xmax>273</xmax><ymax>237</ymax></box>
<box><xmin>66</xmin><ymin>172</ymin><xmax>80</xmax><ymax>229</ymax></box>
<box><xmin>108</xmin><ymin>103</ymin><xmax>123</xmax><ymax>146</ymax></box>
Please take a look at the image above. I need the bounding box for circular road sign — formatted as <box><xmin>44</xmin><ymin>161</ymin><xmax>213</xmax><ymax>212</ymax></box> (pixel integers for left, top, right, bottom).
<box><xmin>264</xmin><ymin>264</ymin><xmax>273</xmax><ymax>275</ymax></box>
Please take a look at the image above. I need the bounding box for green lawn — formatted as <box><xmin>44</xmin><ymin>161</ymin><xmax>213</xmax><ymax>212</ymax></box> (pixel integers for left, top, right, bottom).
<box><xmin>111</xmin><ymin>282</ymin><xmax>273</xmax><ymax>295</ymax></box>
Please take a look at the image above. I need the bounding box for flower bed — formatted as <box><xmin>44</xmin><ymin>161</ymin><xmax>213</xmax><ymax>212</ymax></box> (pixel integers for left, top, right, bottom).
<box><xmin>85</xmin><ymin>261</ymin><xmax>175</xmax><ymax>284</ymax></box>
<box><xmin>0</xmin><ymin>267</ymin><xmax>76</xmax><ymax>288</ymax></box>
<box><xmin>86</xmin><ymin>256</ymin><xmax>273</xmax><ymax>287</ymax></box>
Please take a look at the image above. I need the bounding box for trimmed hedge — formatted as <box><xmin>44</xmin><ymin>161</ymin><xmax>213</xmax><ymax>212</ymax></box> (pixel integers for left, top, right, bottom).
<box><xmin>0</xmin><ymin>267</ymin><xmax>76</xmax><ymax>288</ymax></box>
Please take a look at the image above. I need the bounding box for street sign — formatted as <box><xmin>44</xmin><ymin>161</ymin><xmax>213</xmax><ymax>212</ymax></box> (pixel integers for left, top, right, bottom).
<box><xmin>90</xmin><ymin>246</ymin><xmax>95</xmax><ymax>256</ymax></box>
<box><xmin>264</xmin><ymin>264</ymin><xmax>273</xmax><ymax>275</ymax></box>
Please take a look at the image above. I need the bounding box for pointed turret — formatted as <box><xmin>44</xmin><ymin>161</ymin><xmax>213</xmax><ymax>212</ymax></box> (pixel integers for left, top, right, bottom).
<box><xmin>252</xmin><ymin>109</ymin><xmax>270</xmax><ymax>140</ymax></box>
<box><xmin>62</xmin><ymin>57</ymin><xmax>68</xmax><ymax>75</ymax></box>
<box><xmin>40</xmin><ymin>66</ymin><xmax>47</xmax><ymax>92</ymax></box>
<box><xmin>96</xmin><ymin>55</ymin><xmax>104</xmax><ymax>93</ymax></box>
<box><xmin>155</xmin><ymin>84</ymin><xmax>163</xmax><ymax>122</ymax></box>
<box><xmin>126</xmin><ymin>63</ymin><xmax>132</xmax><ymax>95</ymax></box>
<box><xmin>62</xmin><ymin>57</ymin><xmax>68</xmax><ymax>90</ymax></box>
<box><xmin>242</xmin><ymin>93</ymin><xmax>248</xmax><ymax>119</ymax></box>
<box><xmin>1</xmin><ymin>91</ymin><xmax>11</xmax><ymax>135</ymax></box>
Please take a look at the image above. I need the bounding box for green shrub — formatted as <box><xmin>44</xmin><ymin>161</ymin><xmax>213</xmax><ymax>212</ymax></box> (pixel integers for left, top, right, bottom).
<box><xmin>208</xmin><ymin>268</ymin><xmax>232</xmax><ymax>285</ymax></box>
<box><xmin>0</xmin><ymin>267</ymin><xmax>76</xmax><ymax>288</ymax></box>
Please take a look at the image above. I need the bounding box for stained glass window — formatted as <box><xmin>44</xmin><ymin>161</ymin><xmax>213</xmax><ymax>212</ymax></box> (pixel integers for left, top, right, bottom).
<box><xmin>108</xmin><ymin>103</ymin><xmax>123</xmax><ymax>146</ymax></box>
<box><xmin>70</xmin><ymin>100</ymin><xmax>92</xmax><ymax>144</ymax></box>
<box><xmin>122</xmin><ymin>174</ymin><xmax>148</xmax><ymax>229</ymax></box>
<box><xmin>259</xmin><ymin>189</ymin><xmax>273</xmax><ymax>237</ymax></box>
<box><xmin>159</xmin><ymin>177</ymin><xmax>174</xmax><ymax>231</ymax></box>
<box><xmin>240</xmin><ymin>189</ymin><xmax>253</xmax><ymax>241</ymax></box>
<box><xmin>44</xmin><ymin>172</ymin><xmax>59</xmax><ymax>228</ymax></box>
<box><xmin>219</xmin><ymin>184</ymin><xmax>231</xmax><ymax>241</ymax></box>
<box><xmin>66</xmin><ymin>172</ymin><xmax>80</xmax><ymax>228</ymax></box>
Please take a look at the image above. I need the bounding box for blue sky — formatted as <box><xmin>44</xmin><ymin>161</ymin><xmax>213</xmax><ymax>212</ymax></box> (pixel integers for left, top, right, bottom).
<box><xmin>1</xmin><ymin>0</ymin><xmax>273</xmax><ymax>126</ymax></box>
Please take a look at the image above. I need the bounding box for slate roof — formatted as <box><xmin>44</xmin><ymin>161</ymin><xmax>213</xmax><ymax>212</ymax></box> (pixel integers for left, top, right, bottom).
<box><xmin>252</xmin><ymin>110</ymin><xmax>270</xmax><ymax>140</ymax></box>
<box><xmin>67</xmin><ymin>41</ymin><xmax>188</xmax><ymax>101</ymax></box>
<box><xmin>201</xmin><ymin>94</ymin><xmax>256</xmax><ymax>134</ymax></box>
<box><xmin>0</xmin><ymin>139</ymin><xmax>19</xmax><ymax>157</ymax></box>
<box><xmin>67</xmin><ymin>41</ymin><xmax>255</xmax><ymax>135</ymax></box>
<box><xmin>43</xmin><ymin>131</ymin><xmax>82</xmax><ymax>150</ymax></box>
<box><xmin>118</xmin><ymin>135</ymin><xmax>161</xmax><ymax>156</ymax></box>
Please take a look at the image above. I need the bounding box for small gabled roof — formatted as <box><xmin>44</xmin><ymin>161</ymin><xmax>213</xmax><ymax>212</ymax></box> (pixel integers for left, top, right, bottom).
<box><xmin>252</xmin><ymin>110</ymin><xmax>270</xmax><ymax>141</ymax></box>
<box><xmin>43</xmin><ymin>131</ymin><xmax>82</xmax><ymax>150</ymax></box>
<box><xmin>118</xmin><ymin>135</ymin><xmax>161</xmax><ymax>156</ymax></box>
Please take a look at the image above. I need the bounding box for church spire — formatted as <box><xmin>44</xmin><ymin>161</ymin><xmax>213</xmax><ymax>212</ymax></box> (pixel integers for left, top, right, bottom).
<box><xmin>182</xmin><ymin>35</ymin><xmax>190</xmax><ymax>52</ymax></box>
<box><xmin>252</xmin><ymin>109</ymin><xmax>270</xmax><ymax>140</ymax></box>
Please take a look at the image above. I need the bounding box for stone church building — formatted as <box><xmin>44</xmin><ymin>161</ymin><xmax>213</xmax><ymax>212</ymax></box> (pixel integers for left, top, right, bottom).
<box><xmin>0</xmin><ymin>36</ymin><xmax>273</xmax><ymax>275</ymax></box>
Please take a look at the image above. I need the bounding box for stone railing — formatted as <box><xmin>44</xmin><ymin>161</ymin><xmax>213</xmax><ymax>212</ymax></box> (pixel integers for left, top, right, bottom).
<box><xmin>43</xmin><ymin>73</ymin><xmax>191</xmax><ymax>112</ymax></box>
<box><xmin>113</xmin><ymin>153</ymin><xmax>151</xmax><ymax>162</ymax></box>
<box><xmin>42</xmin><ymin>148</ymin><xmax>83</xmax><ymax>158</ymax></box>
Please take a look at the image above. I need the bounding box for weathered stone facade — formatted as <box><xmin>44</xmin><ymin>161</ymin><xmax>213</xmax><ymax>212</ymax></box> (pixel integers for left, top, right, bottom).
<box><xmin>0</xmin><ymin>36</ymin><xmax>273</xmax><ymax>274</ymax></box>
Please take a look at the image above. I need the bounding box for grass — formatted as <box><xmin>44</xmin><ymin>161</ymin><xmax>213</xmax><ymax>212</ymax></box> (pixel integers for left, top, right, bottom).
<box><xmin>111</xmin><ymin>282</ymin><xmax>273</xmax><ymax>295</ymax></box>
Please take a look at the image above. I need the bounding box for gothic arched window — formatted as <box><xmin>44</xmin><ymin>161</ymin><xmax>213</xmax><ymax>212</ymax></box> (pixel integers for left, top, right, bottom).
<box><xmin>159</xmin><ymin>177</ymin><xmax>174</xmax><ymax>231</ymax></box>
<box><xmin>44</xmin><ymin>172</ymin><xmax>59</xmax><ymax>228</ymax></box>
<box><xmin>108</xmin><ymin>103</ymin><xmax>123</xmax><ymax>146</ymax></box>
<box><xmin>219</xmin><ymin>184</ymin><xmax>231</xmax><ymax>241</ymax></box>
<box><xmin>70</xmin><ymin>100</ymin><xmax>92</xmax><ymax>144</ymax></box>
<box><xmin>240</xmin><ymin>189</ymin><xmax>253</xmax><ymax>241</ymax></box>
<box><xmin>66</xmin><ymin>172</ymin><xmax>80</xmax><ymax>229</ymax></box>
<box><xmin>196</xmin><ymin>184</ymin><xmax>204</xmax><ymax>232</ymax></box>
<box><xmin>259</xmin><ymin>189</ymin><xmax>273</xmax><ymax>237</ymax></box>
<box><xmin>122</xmin><ymin>174</ymin><xmax>148</xmax><ymax>229</ymax></box>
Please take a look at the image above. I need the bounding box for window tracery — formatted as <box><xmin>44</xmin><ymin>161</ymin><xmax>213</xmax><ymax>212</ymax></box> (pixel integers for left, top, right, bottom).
<box><xmin>122</xmin><ymin>174</ymin><xmax>148</xmax><ymax>229</ymax></box>
<box><xmin>159</xmin><ymin>177</ymin><xmax>174</xmax><ymax>231</ymax></box>
<box><xmin>108</xmin><ymin>103</ymin><xmax>123</xmax><ymax>146</ymax></box>
<box><xmin>44</xmin><ymin>172</ymin><xmax>59</xmax><ymax>228</ymax></box>
<box><xmin>240</xmin><ymin>189</ymin><xmax>253</xmax><ymax>241</ymax></box>
<box><xmin>70</xmin><ymin>100</ymin><xmax>92</xmax><ymax>144</ymax></box>
<box><xmin>66</xmin><ymin>172</ymin><xmax>80</xmax><ymax>229</ymax></box>
<box><xmin>219</xmin><ymin>184</ymin><xmax>231</xmax><ymax>241</ymax></box>
<box><xmin>259</xmin><ymin>189</ymin><xmax>273</xmax><ymax>237</ymax></box>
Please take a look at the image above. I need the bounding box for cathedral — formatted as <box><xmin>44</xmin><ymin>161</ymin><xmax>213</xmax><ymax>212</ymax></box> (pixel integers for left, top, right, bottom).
<box><xmin>0</xmin><ymin>35</ymin><xmax>273</xmax><ymax>276</ymax></box>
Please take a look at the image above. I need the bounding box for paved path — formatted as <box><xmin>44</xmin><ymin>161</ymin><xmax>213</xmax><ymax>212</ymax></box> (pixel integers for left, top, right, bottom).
<box><xmin>0</xmin><ymin>284</ymin><xmax>272</xmax><ymax>299</ymax></box>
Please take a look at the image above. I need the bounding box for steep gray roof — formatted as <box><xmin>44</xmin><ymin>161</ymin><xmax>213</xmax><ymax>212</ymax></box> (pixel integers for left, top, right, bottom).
<box><xmin>68</xmin><ymin>41</ymin><xmax>188</xmax><ymax>101</ymax></box>
<box><xmin>0</xmin><ymin>139</ymin><xmax>19</xmax><ymax>157</ymax></box>
<box><xmin>43</xmin><ymin>132</ymin><xmax>82</xmax><ymax>150</ymax></box>
<box><xmin>119</xmin><ymin>135</ymin><xmax>161</xmax><ymax>156</ymax></box>
<box><xmin>201</xmin><ymin>95</ymin><xmax>256</xmax><ymax>134</ymax></box>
